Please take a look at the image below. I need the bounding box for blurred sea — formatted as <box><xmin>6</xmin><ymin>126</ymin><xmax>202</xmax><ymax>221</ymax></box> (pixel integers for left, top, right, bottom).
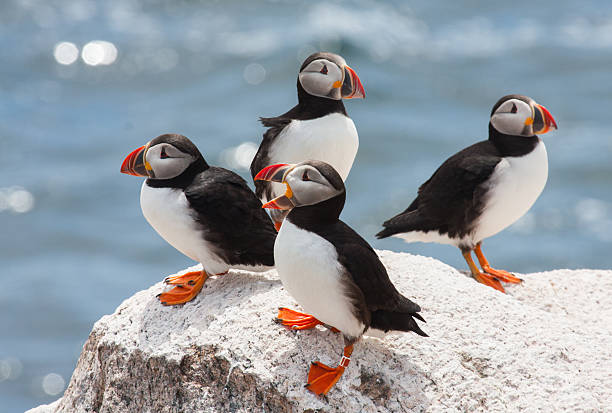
<box><xmin>2</xmin><ymin>0</ymin><xmax>612</xmax><ymax>411</ymax></box>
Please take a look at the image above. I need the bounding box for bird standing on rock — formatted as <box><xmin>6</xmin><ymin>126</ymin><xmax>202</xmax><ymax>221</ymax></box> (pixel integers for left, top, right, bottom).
<box><xmin>121</xmin><ymin>133</ymin><xmax>276</xmax><ymax>305</ymax></box>
<box><xmin>255</xmin><ymin>160</ymin><xmax>426</xmax><ymax>395</ymax></box>
<box><xmin>250</xmin><ymin>52</ymin><xmax>365</xmax><ymax>230</ymax></box>
<box><xmin>377</xmin><ymin>95</ymin><xmax>558</xmax><ymax>293</ymax></box>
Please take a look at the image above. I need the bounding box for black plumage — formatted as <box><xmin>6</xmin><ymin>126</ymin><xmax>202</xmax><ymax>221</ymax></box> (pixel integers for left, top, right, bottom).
<box><xmin>375</xmin><ymin>94</ymin><xmax>558</xmax><ymax>294</ymax></box>
<box><xmin>183</xmin><ymin>168</ymin><xmax>276</xmax><ymax>267</ymax></box>
<box><xmin>146</xmin><ymin>135</ymin><xmax>276</xmax><ymax>267</ymax></box>
<box><xmin>287</xmin><ymin>186</ymin><xmax>426</xmax><ymax>338</ymax></box>
<box><xmin>263</xmin><ymin>160</ymin><xmax>425</xmax><ymax>394</ymax></box>
<box><xmin>376</xmin><ymin>124</ymin><xmax>540</xmax><ymax>246</ymax></box>
<box><xmin>250</xmin><ymin>52</ymin><xmax>348</xmax><ymax>203</ymax></box>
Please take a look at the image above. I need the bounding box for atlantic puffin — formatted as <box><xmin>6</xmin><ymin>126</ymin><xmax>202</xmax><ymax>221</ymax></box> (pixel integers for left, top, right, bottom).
<box><xmin>121</xmin><ymin>133</ymin><xmax>276</xmax><ymax>305</ymax></box>
<box><xmin>377</xmin><ymin>95</ymin><xmax>558</xmax><ymax>293</ymax></box>
<box><xmin>254</xmin><ymin>160</ymin><xmax>426</xmax><ymax>395</ymax></box>
<box><xmin>250</xmin><ymin>52</ymin><xmax>365</xmax><ymax>230</ymax></box>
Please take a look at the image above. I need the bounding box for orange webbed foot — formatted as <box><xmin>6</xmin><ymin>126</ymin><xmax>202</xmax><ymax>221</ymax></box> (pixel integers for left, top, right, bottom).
<box><xmin>306</xmin><ymin>362</ymin><xmax>346</xmax><ymax>396</ymax></box>
<box><xmin>482</xmin><ymin>266</ymin><xmax>523</xmax><ymax>284</ymax></box>
<box><xmin>158</xmin><ymin>271</ymin><xmax>207</xmax><ymax>305</ymax></box>
<box><xmin>164</xmin><ymin>271</ymin><xmax>202</xmax><ymax>286</ymax></box>
<box><xmin>276</xmin><ymin>307</ymin><xmax>323</xmax><ymax>330</ymax></box>
<box><xmin>473</xmin><ymin>244</ymin><xmax>522</xmax><ymax>285</ymax></box>
<box><xmin>305</xmin><ymin>345</ymin><xmax>353</xmax><ymax>396</ymax></box>
<box><xmin>474</xmin><ymin>272</ymin><xmax>506</xmax><ymax>293</ymax></box>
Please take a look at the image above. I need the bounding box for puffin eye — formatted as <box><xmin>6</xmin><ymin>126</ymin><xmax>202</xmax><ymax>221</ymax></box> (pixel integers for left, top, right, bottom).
<box><xmin>510</xmin><ymin>103</ymin><xmax>517</xmax><ymax>114</ymax></box>
<box><xmin>320</xmin><ymin>64</ymin><xmax>328</xmax><ymax>75</ymax></box>
<box><xmin>302</xmin><ymin>171</ymin><xmax>310</xmax><ymax>181</ymax></box>
<box><xmin>160</xmin><ymin>148</ymin><xmax>169</xmax><ymax>159</ymax></box>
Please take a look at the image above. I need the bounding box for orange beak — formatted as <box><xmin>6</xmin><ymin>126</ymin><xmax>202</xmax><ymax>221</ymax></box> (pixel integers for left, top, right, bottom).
<box><xmin>341</xmin><ymin>65</ymin><xmax>365</xmax><ymax>99</ymax></box>
<box><xmin>120</xmin><ymin>145</ymin><xmax>148</xmax><ymax>177</ymax></box>
<box><xmin>254</xmin><ymin>163</ymin><xmax>297</xmax><ymax>210</ymax></box>
<box><xmin>533</xmin><ymin>104</ymin><xmax>558</xmax><ymax>135</ymax></box>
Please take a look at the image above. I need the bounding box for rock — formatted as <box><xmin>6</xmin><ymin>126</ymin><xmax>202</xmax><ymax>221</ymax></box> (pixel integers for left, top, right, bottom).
<box><xmin>27</xmin><ymin>251</ymin><xmax>612</xmax><ymax>413</ymax></box>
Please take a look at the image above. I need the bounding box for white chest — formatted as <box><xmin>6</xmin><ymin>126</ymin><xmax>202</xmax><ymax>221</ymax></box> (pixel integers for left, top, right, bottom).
<box><xmin>474</xmin><ymin>140</ymin><xmax>548</xmax><ymax>242</ymax></box>
<box><xmin>266</xmin><ymin>113</ymin><xmax>358</xmax><ymax>200</ymax></box>
<box><xmin>140</xmin><ymin>183</ymin><xmax>228</xmax><ymax>274</ymax></box>
<box><xmin>274</xmin><ymin>220</ymin><xmax>365</xmax><ymax>338</ymax></box>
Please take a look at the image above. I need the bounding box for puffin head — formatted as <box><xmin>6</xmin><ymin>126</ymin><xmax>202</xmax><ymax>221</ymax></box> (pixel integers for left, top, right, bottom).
<box><xmin>254</xmin><ymin>160</ymin><xmax>345</xmax><ymax>210</ymax></box>
<box><xmin>489</xmin><ymin>94</ymin><xmax>557</xmax><ymax>137</ymax></box>
<box><xmin>120</xmin><ymin>133</ymin><xmax>206</xmax><ymax>179</ymax></box>
<box><xmin>298</xmin><ymin>52</ymin><xmax>365</xmax><ymax>100</ymax></box>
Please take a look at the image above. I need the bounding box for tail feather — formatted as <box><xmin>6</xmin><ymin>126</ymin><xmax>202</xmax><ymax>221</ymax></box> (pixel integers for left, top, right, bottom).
<box><xmin>376</xmin><ymin>210</ymin><xmax>428</xmax><ymax>239</ymax></box>
<box><xmin>370</xmin><ymin>310</ymin><xmax>428</xmax><ymax>337</ymax></box>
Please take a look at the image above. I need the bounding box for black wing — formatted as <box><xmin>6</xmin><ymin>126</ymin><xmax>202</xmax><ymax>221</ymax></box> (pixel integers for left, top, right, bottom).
<box><xmin>184</xmin><ymin>167</ymin><xmax>276</xmax><ymax>267</ymax></box>
<box><xmin>377</xmin><ymin>140</ymin><xmax>502</xmax><ymax>240</ymax></box>
<box><xmin>319</xmin><ymin>221</ymin><xmax>426</xmax><ymax>336</ymax></box>
<box><xmin>250</xmin><ymin>117</ymin><xmax>292</xmax><ymax>202</ymax></box>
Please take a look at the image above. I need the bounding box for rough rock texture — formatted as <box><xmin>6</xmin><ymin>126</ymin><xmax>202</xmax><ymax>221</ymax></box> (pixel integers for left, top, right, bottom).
<box><xmin>28</xmin><ymin>251</ymin><xmax>612</xmax><ymax>413</ymax></box>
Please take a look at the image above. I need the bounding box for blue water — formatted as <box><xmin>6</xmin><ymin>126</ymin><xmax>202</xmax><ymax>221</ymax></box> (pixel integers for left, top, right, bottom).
<box><xmin>2</xmin><ymin>0</ymin><xmax>612</xmax><ymax>411</ymax></box>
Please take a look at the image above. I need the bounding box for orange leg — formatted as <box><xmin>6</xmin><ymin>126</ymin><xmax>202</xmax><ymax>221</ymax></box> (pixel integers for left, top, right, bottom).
<box><xmin>462</xmin><ymin>249</ymin><xmax>505</xmax><ymax>293</ymax></box>
<box><xmin>306</xmin><ymin>345</ymin><xmax>353</xmax><ymax>396</ymax></box>
<box><xmin>274</xmin><ymin>221</ymin><xmax>282</xmax><ymax>232</ymax></box>
<box><xmin>158</xmin><ymin>270</ymin><xmax>208</xmax><ymax>305</ymax></box>
<box><xmin>474</xmin><ymin>243</ymin><xmax>523</xmax><ymax>284</ymax></box>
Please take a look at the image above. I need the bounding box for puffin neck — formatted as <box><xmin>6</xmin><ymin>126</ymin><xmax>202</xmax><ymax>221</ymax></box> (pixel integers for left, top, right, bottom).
<box><xmin>488</xmin><ymin>123</ymin><xmax>540</xmax><ymax>157</ymax></box>
<box><xmin>290</xmin><ymin>79</ymin><xmax>348</xmax><ymax>120</ymax></box>
<box><xmin>286</xmin><ymin>192</ymin><xmax>346</xmax><ymax>229</ymax></box>
<box><xmin>146</xmin><ymin>157</ymin><xmax>209</xmax><ymax>189</ymax></box>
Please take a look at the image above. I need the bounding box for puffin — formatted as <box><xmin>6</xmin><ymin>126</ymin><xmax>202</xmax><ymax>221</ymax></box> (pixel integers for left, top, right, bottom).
<box><xmin>254</xmin><ymin>160</ymin><xmax>426</xmax><ymax>395</ymax></box>
<box><xmin>250</xmin><ymin>52</ymin><xmax>365</xmax><ymax>230</ymax></box>
<box><xmin>121</xmin><ymin>133</ymin><xmax>277</xmax><ymax>305</ymax></box>
<box><xmin>377</xmin><ymin>94</ymin><xmax>558</xmax><ymax>293</ymax></box>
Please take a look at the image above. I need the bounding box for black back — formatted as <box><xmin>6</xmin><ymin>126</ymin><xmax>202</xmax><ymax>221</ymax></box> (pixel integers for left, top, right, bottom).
<box><xmin>377</xmin><ymin>126</ymin><xmax>540</xmax><ymax>242</ymax></box>
<box><xmin>287</xmin><ymin>194</ymin><xmax>426</xmax><ymax>336</ymax></box>
<box><xmin>148</xmin><ymin>160</ymin><xmax>276</xmax><ymax>267</ymax></box>
<box><xmin>183</xmin><ymin>167</ymin><xmax>277</xmax><ymax>267</ymax></box>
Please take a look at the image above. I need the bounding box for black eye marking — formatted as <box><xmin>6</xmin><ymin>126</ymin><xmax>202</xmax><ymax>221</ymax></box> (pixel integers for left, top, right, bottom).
<box><xmin>320</xmin><ymin>64</ymin><xmax>328</xmax><ymax>75</ymax></box>
<box><xmin>302</xmin><ymin>170</ymin><xmax>310</xmax><ymax>181</ymax></box>
<box><xmin>510</xmin><ymin>103</ymin><xmax>517</xmax><ymax>114</ymax></box>
<box><xmin>160</xmin><ymin>147</ymin><xmax>169</xmax><ymax>159</ymax></box>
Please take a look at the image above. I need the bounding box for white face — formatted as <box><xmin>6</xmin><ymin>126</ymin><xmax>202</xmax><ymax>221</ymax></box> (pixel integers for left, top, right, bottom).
<box><xmin>285</xmin><ymin>164</ymin><xmax>342</xmax><ymax>206</ymax></box>
<box><xmin>490</xmin><ymin>98</ymin><xmax>534</xmax><ymax>137</ymax></box>
<box><xmin>298</xmin><ymin>58</ymin><xmax>345</xmax><ymax>100</ymax></box>
<box><xmin>145</xmin><ymin>142</ymin><xmax>195</xmax><ymax>179</ymax></box>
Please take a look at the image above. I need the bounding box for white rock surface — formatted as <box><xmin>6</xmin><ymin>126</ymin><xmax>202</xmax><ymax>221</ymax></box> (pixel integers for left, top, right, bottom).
<box><xmin>27</xmin><ymin>251</ymin><xmax>612</xmax><ymax>413</ymax></box>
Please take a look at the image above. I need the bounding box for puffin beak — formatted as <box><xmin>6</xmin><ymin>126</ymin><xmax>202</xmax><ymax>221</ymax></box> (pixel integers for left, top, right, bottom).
<box><xmin>341</xmin><ymin>65</ymin><xmax>365</xmax><ymax>99</ymax></box>
<box><xmin>254</xmin><ymin>163</ymin><xmax>297</xmax><ymax>210</ymax></box>
<box><xmin>532</xmin><ymin>104</ymin><xmax>558</xmax><ymax>135</ymax></box>
<box><xmin>121</xmin><ymin>145</ymin><xmax>148</xmax><ymax>177</ymax></box>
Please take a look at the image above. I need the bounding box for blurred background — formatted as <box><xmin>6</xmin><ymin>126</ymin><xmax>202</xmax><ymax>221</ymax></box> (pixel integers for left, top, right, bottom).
<box><xmin>1</xmin><ymin>0</ymin><xmax>611</xmax><ymax>411</ymax></box>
